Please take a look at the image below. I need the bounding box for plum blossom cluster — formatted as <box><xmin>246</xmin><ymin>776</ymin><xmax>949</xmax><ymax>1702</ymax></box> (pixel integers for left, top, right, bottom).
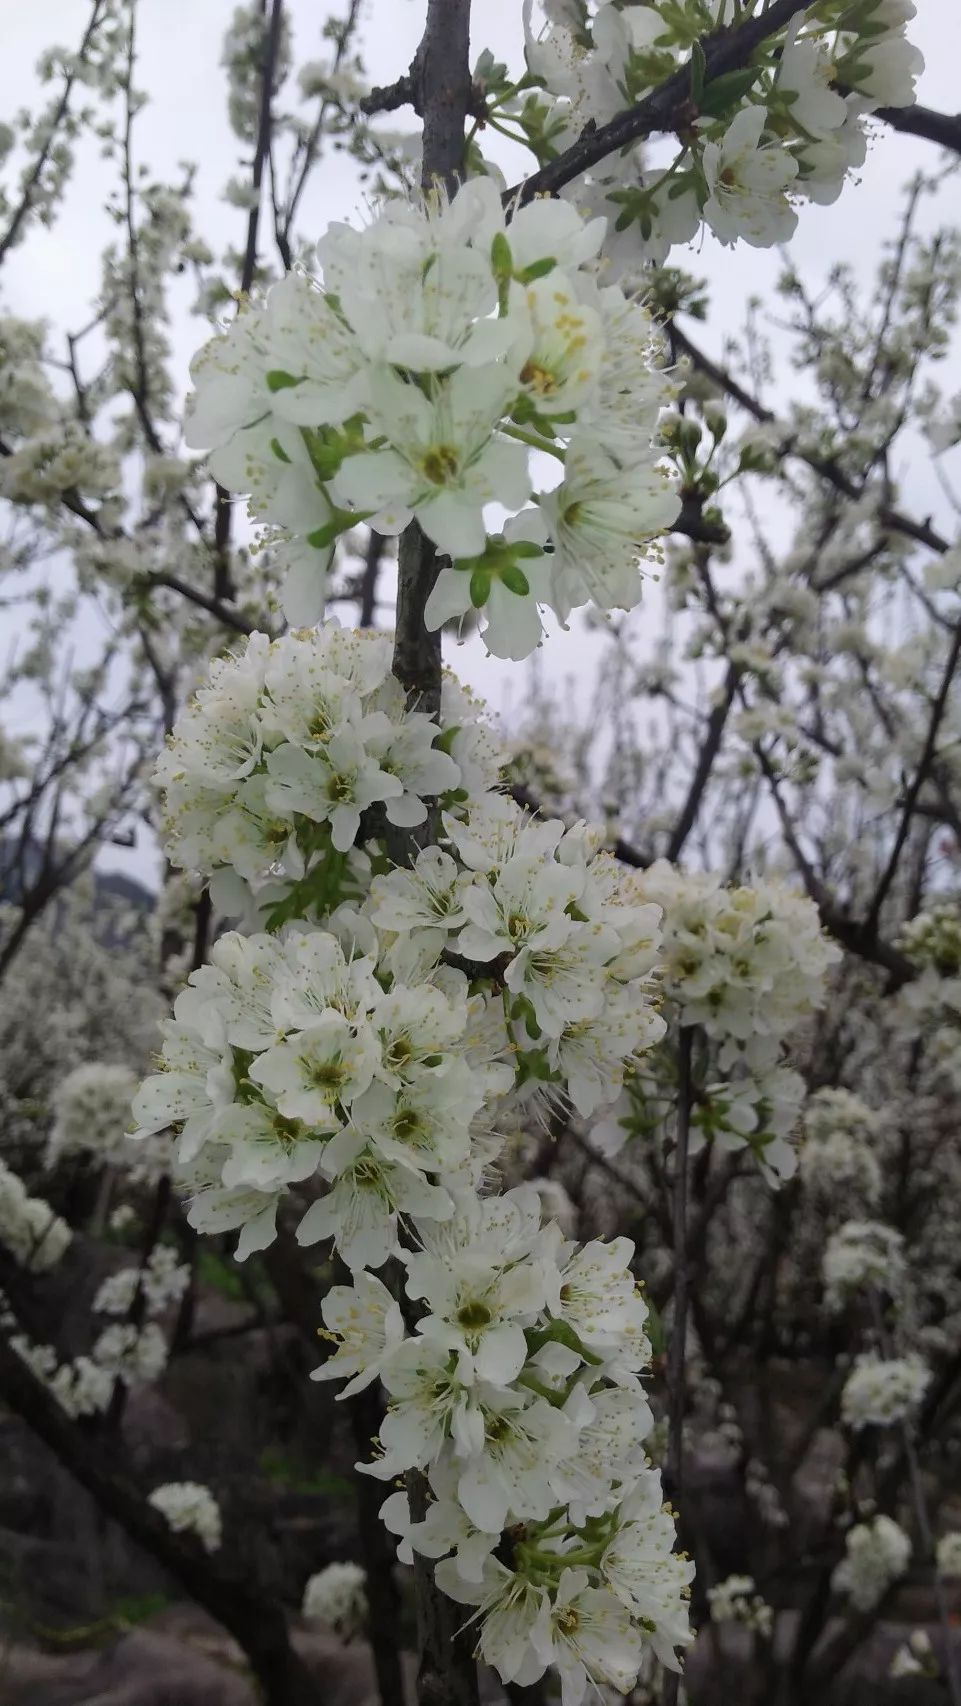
<box><xmin>184</xmin><ymin>180</ymin><xmax>679</xmax><ymax>657</ymax></box>
<box><xmin>137</xmin><ymin>637</ymin><xmax>667</xmax><ymax>1264</ymax></box>
<box><xmin>131</xmin><ymin>804</ymin><xmax>665</xmax><ymax>1260</ymax></box>
<box><xmin>822</xmin><ymin>1220</ymin><xmax>905</xmax><ymax>1310</ymax></box>
<box><xmin>4</xmin><ymin>1224</ymin><xmax>172</xmax><ymax>1419</ymax></box>
<box><xmin>635</xmin><ymin>862</ymin><xmax>839</xmax><ymax>1048</ymax></box>
<box><xmin>597</xmin><ymin>861</ymin><xmax>841</xmax><ymax>1181</ymax></box>
<box><xmin>936</xmin><ymin>1533</ymin><xmax>961</xmax><ymax>1578</ymax></box>
<box><xmin>48</xmin><ymin>1062</ymin><xmax>140</xmax><ymax>1167</ymax></box>
<box><xmin>301</xmin><ymin>1561</ymin><xmax>368</xmax><ymax>1637</ymax></box>
<box><xmin>0</xmin><ymin>1159</ymin><xmax>71</xmax><ymax>1273</ymax></box>
<box><xmin>706</xmin><ymin>1574</ymin><xmax>773</xmax><ymax>1638</ymax></box>
<box><xmin>841</xmin><ymin>1354</ymin><xmax>931</xmax><ymax>1431</ymax></box>
<box><xmin>521</xmin><ymin>0</ymin><xmax>922</xmax><ymax>266</ymax></box>
<box><xmin>800</xmin><ymin>1088</ymin><xmax>883</xmax><ymax>1209</ymax></box>
<box><xmin>898</xmin><ymin>901</ymin><xmax>961</xmax><ymax>976</ymax></box>
<box><xmin>890</xmin><ymin>1630</ymin><xmax>937</xmax><ymax>1680</ymax></box>
<box><xmin>832</xmin><ymin>1515</ymin><xmax>911</xmax><ymax>1611</ymax></box>
<box><xmin>133</xmin><ymin>628</ymin><xmax>692</xmax><ymax>1699</ymax></box>
<box><xmin>367</xmin><ymin>1207</ymin><xmax>694</xmax><ymax>1697</ymax></box>
<box><xmin>92</xmin><ymin>1244</ymin><xmax>191</xmax><ymax>1320</ymax></box>
<box><xmin>148</xmin><ymin>1482</ymin><xmax>222</xmax><ymax>1553</ymax></box>
<box><xmin>154</xmin><ymin>625</ymin><xmax>487</xmax><ymax>918</ymax></box>
<box><xmin>8</xmin><ymin>1311</ymin><xmax>168</xmax><ymax>1420</ymax></box>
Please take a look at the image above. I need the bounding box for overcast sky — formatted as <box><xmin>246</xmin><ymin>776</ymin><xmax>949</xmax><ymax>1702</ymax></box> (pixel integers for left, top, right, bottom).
<box><xmin>1</xmin><ymin>0</ymin><xmax>959</xmax><ymax>884</ymax></box>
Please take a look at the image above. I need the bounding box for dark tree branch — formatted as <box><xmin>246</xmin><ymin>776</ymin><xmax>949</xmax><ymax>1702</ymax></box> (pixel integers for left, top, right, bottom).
<box><xmin>0</xmin><ymin>1338</ymin><xmax>322</xmax><ymax>1706</ymax></box>
<box><xmin>877</xmin><ymin>101</ymin><xmax>961</xmax><ymax>156</ymax></box>
<box><xmin>666</xmin><ymin>665</ymin><xmax>738</xmax><ymax>860</ymax></box>
<box><xmin>361</xmin><ymin>73</ymin><xmax>415</xmax><ymax>116</ymax></box>
<box><xmin>392</xmin><ymin>0</ymin><xmax>473</xmax><ymax>718</ymax></box>
<box><xmin>389</xmin><ymin>9</ymin><xmax>480</xmax><ymax>1704</ymax></box>
<box><xmin>864</xmin><ymin>611</ymin><xmax>961</xmax><ymax>934</ymax></box>
<box><xmin>360</xmin><ymin>529</ymin><xmax>386</xmax><ymax>630</ymax></box>
<box><xmin>211</xmin><ymin>0</ymin><xmax>287</xmax><ymax>597</ymax></box>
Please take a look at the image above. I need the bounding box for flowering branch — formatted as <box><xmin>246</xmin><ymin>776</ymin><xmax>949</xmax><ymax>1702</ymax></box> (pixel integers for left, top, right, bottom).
<box><xmin>505</xmin><ymin>0</ymin><xmax>816</xmax><ymax>205</ymax></box>
<box><xmin>0</xmin><ymin>0</ymin><xmax>111</xmax><ymax>264</ymax></box>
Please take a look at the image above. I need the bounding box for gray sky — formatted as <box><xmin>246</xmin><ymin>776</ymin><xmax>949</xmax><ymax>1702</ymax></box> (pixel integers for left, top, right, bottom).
<box><xmin>1</xmin><ymin>0</ymin><xmax>959</xmax><ymax>883</ymax></box>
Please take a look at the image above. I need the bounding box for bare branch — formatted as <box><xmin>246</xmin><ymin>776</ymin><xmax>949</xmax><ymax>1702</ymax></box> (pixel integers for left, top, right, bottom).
<box><xmin>671</xmin><ymin>321</ymin><xmax>951</xmax><ymax>558</ymax></box>
<box><xmin>877</xmin><ymin>100</ymin><xmax>961</xmax><ymax>156</ymax></box>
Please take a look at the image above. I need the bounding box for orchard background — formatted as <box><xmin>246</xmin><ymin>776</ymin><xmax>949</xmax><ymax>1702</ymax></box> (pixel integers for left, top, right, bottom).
<box><xmin>0</xmin><ymin>3</ymin><xmax>960</xmax><ymax>1704</ymax></box>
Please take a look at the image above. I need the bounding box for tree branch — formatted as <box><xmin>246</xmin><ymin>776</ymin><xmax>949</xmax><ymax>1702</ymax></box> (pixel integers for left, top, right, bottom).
<box><xmin>864</xmin><ymin>611</ymin><xmax>961</xmax><ymax>935</ymax></box>
<box><xmin>389</xmin><ymin>8</ymin><xmax>480</xmax><ymax>1703</ymax></box>
<box><xmin>877</xmin><ymin>101</ymin><xmax>961</xmax><ymax>156</ymax></box>
<box><xmin>0</xmin><ymin>1337</ymin><xmax>321</xmax><ymax>1706</ymax></box>
<box><xmin>671</xmin><ymin>321</ymin><xmax>951</xmax><ymax>558</ymax></box>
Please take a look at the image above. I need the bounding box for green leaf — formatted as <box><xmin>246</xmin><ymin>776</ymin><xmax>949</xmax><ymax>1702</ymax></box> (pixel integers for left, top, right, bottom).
<box><xmin>266</xmin><ymin>369</ymin><xmax>300</xmax><ymax>392</ymax></box>
<box><xmin>305</xmin><ymin>510</ymin><xmax>357</xmax><ymax>550</ymax></box>
<box><xmin>517</xmin><ymin>255</ymin><xmax>558</xmax><ymax>283</ymax></box>
<box><xmin>269</xmin><ymin>437</ymin><xmax>292</xmax><ymax>464</ymax></box>
<box><xmin>470</xmin><ymin>566</ymin><xmax>492</xmax><ymax>608</ymax></box>
<box><xmin>491</xmin><ymin>231</ymin><xmax>513</xmax><ymax>280</ymax></box>
<box><xmin>500</xmin><ymin>563</ymin><xmax>530</xmax><ymax>597</ymax></box>
<box><xmin>525</xmin><ymin>1319</ymin><xmax>604</xmax><ymax>1367</ymax></box>
<box><xmin>698</xmin><ymin>66</ymin><xmax>765</xmax><ymax>117</ymax></box>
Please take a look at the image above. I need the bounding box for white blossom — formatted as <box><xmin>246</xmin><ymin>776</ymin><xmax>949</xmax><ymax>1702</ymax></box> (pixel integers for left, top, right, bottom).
<box><xmin>832</xmin><ymin>1516</ymin><xmax>911</xmax><ymax>1610</ymax></box>
<box><xmin>302</xmin><ymin>1561</ymin><xmax>368</xmax><ymax>1638</ymax></box>
<box><xmin>148</xmin><ymin>1482</ymin><xmax>222</xmax><ymax>1552</ymax></box>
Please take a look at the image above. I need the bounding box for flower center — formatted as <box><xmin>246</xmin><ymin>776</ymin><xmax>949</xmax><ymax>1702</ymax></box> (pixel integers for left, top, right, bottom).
<box><xmin>457</xmin><ymin>1299</ymin><xmax>493</xmax><ymax>1330</ymax></box>
<box><xmin>420</xmin><ymin>445</ymin><xmax>460</xmax><ymax>485</ymax></box>
<box><xmin>308</xmin><ymin>1058</ymin><xmax>346</xmax><ymax>1091</ymax></box>
<box><xmin>520</xmin><ymin>358</ymin><xmax>559</xmax><ymax>397</ymax></box>
<box><xmin>393</xmin><ymin>1108</ymin><xmax>425</xmax><ymax>1143</ymax></box>
<box><xmin>325</xmin><ymin>772</ymin><xmax>354</xmax><ymax>803</ymax></box>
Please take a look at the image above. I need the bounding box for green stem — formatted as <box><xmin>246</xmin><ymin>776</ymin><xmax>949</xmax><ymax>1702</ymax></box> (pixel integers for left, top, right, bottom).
<box><xmin>502</xmin><ymin>423</ymin><xmax>566</xmax><ymax>460</ymax></box>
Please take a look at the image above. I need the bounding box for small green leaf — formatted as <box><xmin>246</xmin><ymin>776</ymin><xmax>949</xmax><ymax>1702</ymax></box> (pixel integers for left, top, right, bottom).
<box><xmin>491</xmin><ymin>231</ymin><xmax>513</xmax><ymax>280</ymax></box>
<box><xmin>306</xmin><ymin>505</ymin><xmax>367</xmax><ymax>550</ymax></box>
<box><xmin>469</xmin><ymin>566</ymin><xmax>492</xmax><ymax>608</ymax></box>
<box><xmin>525</xmin><ymin>1319</ymin><xmax>603</xmax><ymax>1366</ymax></box>
<box><xmin>266</xmin><ymin>369</ymin><xmax>300</xmax><ymax>392</ymax></box>
<box><xmin>500</xmin><ymin>563</ymin><xmax>530</xmax><ymax>597</ymax></box>
<box><xmin>698</xmin><ymin>66</ymin><xmax>764</xmax><ymax>117</ymax></box>
<box><xmin>517</xmin><ymin>255</ymin><xmax>557</xmax><ymax>283</ymax></box>
<box><xmin>269</xmin><ymin>437</ymin><xmax>292</xmax><ymax>464</ymax></box>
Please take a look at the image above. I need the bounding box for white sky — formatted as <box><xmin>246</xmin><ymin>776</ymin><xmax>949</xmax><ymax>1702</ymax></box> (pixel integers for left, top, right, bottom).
<box><xmin>1</xmin><ymin>0</ymin><xmax>959</xmax><ymax>884</ymax></box>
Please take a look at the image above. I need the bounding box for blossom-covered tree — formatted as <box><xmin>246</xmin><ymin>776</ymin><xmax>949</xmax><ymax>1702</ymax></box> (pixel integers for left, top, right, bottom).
<box><xmin>1</xmin><ymin>3</ymin><xmax>960</xmax><ymax>1706</ymax></box>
